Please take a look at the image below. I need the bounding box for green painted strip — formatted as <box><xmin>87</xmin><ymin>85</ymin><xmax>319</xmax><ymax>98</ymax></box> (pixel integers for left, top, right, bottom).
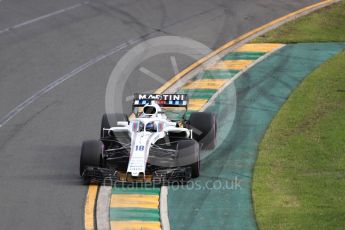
<box><xmin>203</xmin><ymin>69</ymin><xmax>239</xmax><ymax>79</ymax></box>
<box><xmin>166</xmin><ymin>110</ymin><xmax>196</xmax><ymax>120</ymax></box>
<box><xmin>112</xmin><ymin>187</ymin><xmax>160</xmax><ymax>195</ymax></box>
<box><xmin>177</xmin><ymin>89</ymin><xmax>216</xmax><ymax>99</ymax></box>
<box><xmin>168</xmin><ymin>43</ymin><xmax>345</xmax><ymax>230</ymax></box>
<box><xmin>165</xmin><ymin>110</ymin><xmax>185</xmax><ymax>121</ymax></box>
<box><xmin>165</xmin><ymin>109</ymin><xmax>198</xmax><ymax>120</ymax></box>
<box><xmin>222</xmin><ymin>52</ymin><xmax>266</xmax><ymax>60</ymax></box>
<box><xmin>110</xmin><ymin>208</ymin><xmax>160</xmax><ymax>221</ymax></box>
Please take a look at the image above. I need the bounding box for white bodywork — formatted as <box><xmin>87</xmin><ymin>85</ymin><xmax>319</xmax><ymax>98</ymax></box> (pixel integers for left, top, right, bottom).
<box><xmin>106</xmin><ymin>102</ymin><xmax>191</xmax><ymax>177</ymax></box>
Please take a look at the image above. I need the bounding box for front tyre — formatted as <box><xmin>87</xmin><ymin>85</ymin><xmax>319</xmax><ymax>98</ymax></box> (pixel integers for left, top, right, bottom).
<box><xmin>80</xmin><ymin>140</ymin><xmax>103</xmax><ymax>176</ymax></box>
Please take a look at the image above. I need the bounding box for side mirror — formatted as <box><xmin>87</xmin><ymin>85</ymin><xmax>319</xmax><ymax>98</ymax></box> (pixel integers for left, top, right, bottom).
<box><xmin>117</xmin><ymin>121</ymin><xmax>129</xmax><ymax>126</ymax></box>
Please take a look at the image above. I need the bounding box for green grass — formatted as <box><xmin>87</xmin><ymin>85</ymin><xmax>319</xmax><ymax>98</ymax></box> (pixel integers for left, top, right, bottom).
<box><xmin>252</xmin><ymin>49</ymin><xmax>345</xmax><ymax>229</ymax></box>
<box><xmin>253</xmin><ymin>0</ymin><xmax>345</xmax><ymax>43</ymax></box>
<box><xmin>253</xmin><ymin>2</ymin><xmax>345</xmax><ymax>229</ymax></box>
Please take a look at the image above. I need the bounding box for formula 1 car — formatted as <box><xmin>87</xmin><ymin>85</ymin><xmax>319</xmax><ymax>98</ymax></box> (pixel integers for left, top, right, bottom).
<box><xmin>79</xmin><ymin>94</ymin><xmax>216</xmax><ymax>185</ymax></box>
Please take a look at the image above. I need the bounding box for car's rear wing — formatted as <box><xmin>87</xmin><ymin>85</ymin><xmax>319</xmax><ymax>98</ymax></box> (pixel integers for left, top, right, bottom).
<box><xmin>132</xmin><ymin>93</ymin><xmax>188</xmax><ymax>108</ymax></box>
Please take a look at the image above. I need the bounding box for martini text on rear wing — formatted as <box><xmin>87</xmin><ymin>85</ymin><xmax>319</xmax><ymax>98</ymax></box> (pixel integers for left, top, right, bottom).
<box><xmin>133</xmin><ymin>93</ymin><xmax>188</xmax><ymax>107</ymax></box>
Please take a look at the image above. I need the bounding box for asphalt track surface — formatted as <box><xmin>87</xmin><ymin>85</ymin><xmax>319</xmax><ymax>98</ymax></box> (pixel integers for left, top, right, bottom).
<box><xmin>0</xmin><ymin>0</ymin><xmax>319</xmax><ymax>229</ymax></box>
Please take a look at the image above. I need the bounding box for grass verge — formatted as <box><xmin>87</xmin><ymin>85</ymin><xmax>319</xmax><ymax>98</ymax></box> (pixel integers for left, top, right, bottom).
<box><xmin>253</xmin><ymin>0</ymin><xmax>345</xmax><ymax>43</ymax></box>
<box><xmin>252</xmin><ymin>1</ymin><xmax>345</xmax><ymax>229</ymax></box>
<box><xmin>253</xmin><ymin>38</ymin><xmax>345</xmax><ymax>230</ymax></box>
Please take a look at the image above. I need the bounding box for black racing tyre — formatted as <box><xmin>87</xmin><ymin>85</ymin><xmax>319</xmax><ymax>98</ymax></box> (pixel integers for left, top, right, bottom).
<box><xmin>176</xmin><ymin>139</ymin><xmax>200</xmax><ymax>178</ymax></box>
<box><xmin>188</xmin><ymin>112</ymin><xmax>217</xmax><ymax>150</ymax></box>
<box><xmin>80</xmin><ymin>140</ymin><xmax>103</xmax><ymax>176</ymax></box>
<box><xmin>100</xmin><ymin>113</ymin><xmax>128</xmax><ymax>139</ymax></box>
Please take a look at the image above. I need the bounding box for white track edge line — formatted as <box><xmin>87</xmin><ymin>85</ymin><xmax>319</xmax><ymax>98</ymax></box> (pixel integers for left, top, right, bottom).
<box><xmin>160</xmin><ymin>186</ymin><xmax>170</xmax><ymax>230</ymax></box>
<box><xmin>0</xmin><ymin>38</ymin><xmax>142</xmax><ymax>128</ymax></box>
<box><xmin>96</xmin><ymin>186</ymin><xmax>111</xmax><ymax>230</ymax></box>
<box><xmin>200</xmin><ymin>45</ymin><xmax>286</xmax><ymax>112</ymax></box>
<box><xmin>0</xmin><ymin>1</ymin><xmax>89</xmax><ymax>35</ymax></box>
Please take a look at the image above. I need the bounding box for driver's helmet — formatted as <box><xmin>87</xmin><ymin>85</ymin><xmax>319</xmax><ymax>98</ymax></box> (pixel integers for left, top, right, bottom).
<box><xmin>145</xmin><ymin>122</ymin><xmax>157</xmax><ymax>132</ymax></box>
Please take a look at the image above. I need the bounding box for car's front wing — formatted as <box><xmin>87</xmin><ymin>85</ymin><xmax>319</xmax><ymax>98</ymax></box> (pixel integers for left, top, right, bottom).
<box><xmin>82</xmin><ymin>166</ymin><xmax>192</xmax><ymax>186</ymax></box>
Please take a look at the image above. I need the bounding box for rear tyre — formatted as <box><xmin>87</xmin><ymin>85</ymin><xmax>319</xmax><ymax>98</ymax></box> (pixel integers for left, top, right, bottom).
<box><xmin>188</xmin><ymin>112</ymin><xmax>217</xmax><ymax>150</ymax></box>
<box><xmin>176</xmin><ymin>139</ymin><xmax>200</xmax><ymax>178</ymax></box>
<box><xmin>80</xmin><ymin>140</ymin><xmax>103</xmax><ymax>176</ymax></box>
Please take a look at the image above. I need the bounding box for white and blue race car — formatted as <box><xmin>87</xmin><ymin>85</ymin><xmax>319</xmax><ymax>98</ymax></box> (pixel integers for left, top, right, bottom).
<box><xmin>79</xmin><ymin>94</ymin><xmax>216</xmax><ymax>184</ymax></box>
